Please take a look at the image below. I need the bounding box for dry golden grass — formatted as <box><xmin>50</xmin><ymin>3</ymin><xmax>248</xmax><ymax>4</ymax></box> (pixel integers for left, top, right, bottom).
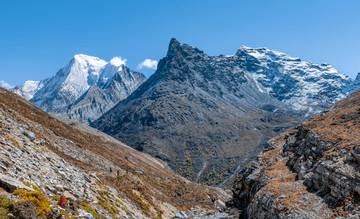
<box><xmin>304</xmin><ymin>90</ymin><xmax>360</xmax><ymax>150</ymax></box>
<box><xmin>262</xmin><ymin>148</ymin><xmax>283</xmax><ymax>163</ymax></box>
<box><xmin>250</xmin><ymin>91</ymin><xmax>360</xmax><ymax>217</ymax></box>
<box><xmin>259</xmin><ymin>153</ymin><xmax>324</xmax><ymax>215</ymax></box>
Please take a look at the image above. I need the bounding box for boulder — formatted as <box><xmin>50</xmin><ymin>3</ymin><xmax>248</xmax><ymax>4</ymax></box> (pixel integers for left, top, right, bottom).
<box><xmin>0</xmin><ymin>173</ymin><xmax>33</xmax><ymax>192</ymax></box>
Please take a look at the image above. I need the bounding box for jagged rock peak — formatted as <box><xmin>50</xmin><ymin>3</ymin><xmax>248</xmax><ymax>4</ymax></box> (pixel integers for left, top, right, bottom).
<box><xmin>166</xmin><ymin>38</ymin><xmax>204</xmax><ymax>59</ymax></box>
<box><xmin>166</xmin><ymin>38</ymin><xmax>182</xmax><ymax>58</ymax></box>
<box><xmin>355</xmin><ymin>72</ymin><xmax>360</xmax><ymax>81</ymax></box>
<box><xmin>92</xmin><ymin>38</ymin><xmax>301</xmax><ymax>186</ymax></box>
<box><xmin>353</xmin><ymin>72</ymin><xmax>360</xmax><ymax>87</ymax></box>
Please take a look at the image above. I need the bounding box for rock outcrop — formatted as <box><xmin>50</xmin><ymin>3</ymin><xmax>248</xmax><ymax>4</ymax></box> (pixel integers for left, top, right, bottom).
<box><xmin>231</xmin><ymin>89</ymin><xmax>360</xmax><ymax>218</ymax></box>
<box><xmin>0</xmin><ymin>173</ymin><xmax>33</xmax><ymax>192</ymax></box>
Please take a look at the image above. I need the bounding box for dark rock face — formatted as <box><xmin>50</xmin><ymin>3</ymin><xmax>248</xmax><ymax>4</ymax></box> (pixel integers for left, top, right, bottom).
<box><xmin>93</xmin><ymin>38</ymin><xmax>301</xmax><ymax>185</ymax></box>
<box><xmin>354</xmin><ymin>72</ymin><xmax>360</xmax><ymax>87</ymax></box>
<box><xmin>231</xmin><ymin>90</ymin><xmax>360</xmax><ymax>218</ymax></box>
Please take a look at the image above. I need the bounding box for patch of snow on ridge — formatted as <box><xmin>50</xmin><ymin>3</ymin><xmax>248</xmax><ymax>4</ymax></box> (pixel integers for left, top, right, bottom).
<box><xmin>97</xmin><ymin>57</ymin><xmax>127</xmax><ymax>88</ymax></box>
<box><xmin>73</xmin><ymin>54</ymin><xmax>107</xmax><ymax>69</ymax></box>
<box><xmin>0</xmin><ymin>80</ymin><xmax>14</xmax><ymax>90</ymax></box>
<box><xmin>12</xmin><ymin>80</ymin><xmax>42</xmax><ymax>100</ymax></box>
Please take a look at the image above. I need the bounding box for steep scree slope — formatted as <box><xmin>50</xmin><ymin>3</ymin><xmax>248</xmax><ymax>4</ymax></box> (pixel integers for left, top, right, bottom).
<box><xmin>0</xmin><ymin>88</ymin><xmax>230</xmax><ymax>218</ymax></box>
<box><xmin>231</xmin><ymin>89</ymin><xmax>360</xmax><ymax>218</ymax></box>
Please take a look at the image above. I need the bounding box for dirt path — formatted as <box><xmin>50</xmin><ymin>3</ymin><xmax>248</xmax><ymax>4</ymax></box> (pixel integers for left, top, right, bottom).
<box><xmin>196</xmin><ymin>161</ymin><xmax>208</xmax><ymax>183</ymax></box>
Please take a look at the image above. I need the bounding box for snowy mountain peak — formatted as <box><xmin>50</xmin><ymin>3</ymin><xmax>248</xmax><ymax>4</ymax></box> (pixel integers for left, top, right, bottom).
<box><xmin>73</xmin><ymin>54</ymin><xmax>107</xmax><ymax>66</ymax></box>
<box><xmin>233</xmin><ymin>45</ymin><xmax>355</xmax><ymax>114</ymax></box>
<box><xmin>97</xmin><ymin>58</ymin><xmax>127</xmax><ymax>88</ymax></box>
<box><xmin>13</xmin><ymin>53</ymin><xmax>146</xmax><ymax>114</ymax></box>
<box><xmin>51</xmin><ymin>54</ymin><xmax>108</xmax><ymax>101</ymax></box>
<box><xmin>12</xmin><ymin>80</ymin><xmax>42</xmax><ymax>100</ymax></box>
<box><xmin>237</xmin><ymin>46</ymin><xmax>301</xmax><ymax>62</ymax></box>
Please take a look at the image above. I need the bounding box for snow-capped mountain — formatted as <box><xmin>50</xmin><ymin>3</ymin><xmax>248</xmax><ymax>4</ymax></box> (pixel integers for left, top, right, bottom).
<box><xmin>237</xmin><ymin>46</ymin><xmax>356</xmax><ymax>115</ymax></box>
<box><xmin>66</xmin><ymin>65</ymin><xmax>146</xmax><ymax>124</ymax></box>
<box><xmin>14</xmin><ymin>54</ymin><xmax>107</xmax><ymax>112</ymax></box>
<box><xmin>12</xmin><ymin>54</ymin><xmax>146</xmax><ymax>123</ymax></box>
<box><xmin>97</xmin><ymin>57</ymin><xmax>127</xmax><ymax>88</ymax></box>
<box><xmin>12</xmin><ymin>80</ymin><xmax>42</xmax><ymax>100</ymax></box>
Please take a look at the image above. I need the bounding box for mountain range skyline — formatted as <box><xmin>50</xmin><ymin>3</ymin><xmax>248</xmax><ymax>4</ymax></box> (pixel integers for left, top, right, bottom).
<box><xmin>3</xmin><ymin>43</ymin><xmax>360</xmax><ymax>90</ymax></box>
<box><xmin>4</xmin><ymin>42</ymin><xmax>360</xmax><ymax>89</ymax></box>
<box><xmin>1</xmin><ymin>0</ymin><xmax>360</xmax><ymax>88</ymax></box>
<box><xmin>13</xmin><ymin>39</ymin><xmax>360</xmax><ymax>119</ymax></box>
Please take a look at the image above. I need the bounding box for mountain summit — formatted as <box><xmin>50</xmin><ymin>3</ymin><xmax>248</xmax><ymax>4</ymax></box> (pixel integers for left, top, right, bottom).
<box><xmin>92</xmin><ymin>39</ymin><xmax>302</xmax><ymax>185</ymax></box>
<box><xmin>13</xmin><ymin>54</ymin><xmax>146</xmax><ymax>124</ymax></box>
<box><xmin>235</xmin><ymin>46</ymin><xmax>355</xmax><ymax>114</ymax></box>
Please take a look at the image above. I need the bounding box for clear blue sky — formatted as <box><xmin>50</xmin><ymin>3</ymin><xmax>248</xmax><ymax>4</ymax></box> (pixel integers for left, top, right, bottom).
<box><xmin>1</xmin><ymin>0</ymin><xmax>360</xmax><ymax>87</ymax></box>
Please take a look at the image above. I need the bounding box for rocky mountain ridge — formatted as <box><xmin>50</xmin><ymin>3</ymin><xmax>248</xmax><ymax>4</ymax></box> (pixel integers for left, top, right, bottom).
<box><xmin>231</xmin><ymin>89</ymin><xmax>360</xmax><ymax>218</ymax></box>
<box><xmin>236</xmin><ymin>46</ymin><xmax>359</xmax><ymax>115</ymax></box>
<box><xmin>92</xmin><ymin>39</ymin><xmax>303</xmax><ymax>186</ymax></box>
<box><xmin>13</xmin><ymin>42</ymin><xmax>360</xmax><ymax>125</ymax></box>
<box><xmin>93</xmin><ymin>38</ymin><xmax>360</xmax><ymax>186</ymax></box>
<box><xmin>12</xmin><ymin>54</ymin><xmax>146</xmax><ymax>124</ymax></box>
<box><xmin>0</xmin><ymin>87</ymin><xmax>231</xmax><ymax>218</ymax></box>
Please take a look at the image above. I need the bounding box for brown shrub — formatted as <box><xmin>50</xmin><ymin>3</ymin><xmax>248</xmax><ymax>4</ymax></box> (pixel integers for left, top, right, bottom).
<box><xmin>10</xmin><ymin>201</ymin><xmax>37</xmax><ymax>219</ymax></box>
